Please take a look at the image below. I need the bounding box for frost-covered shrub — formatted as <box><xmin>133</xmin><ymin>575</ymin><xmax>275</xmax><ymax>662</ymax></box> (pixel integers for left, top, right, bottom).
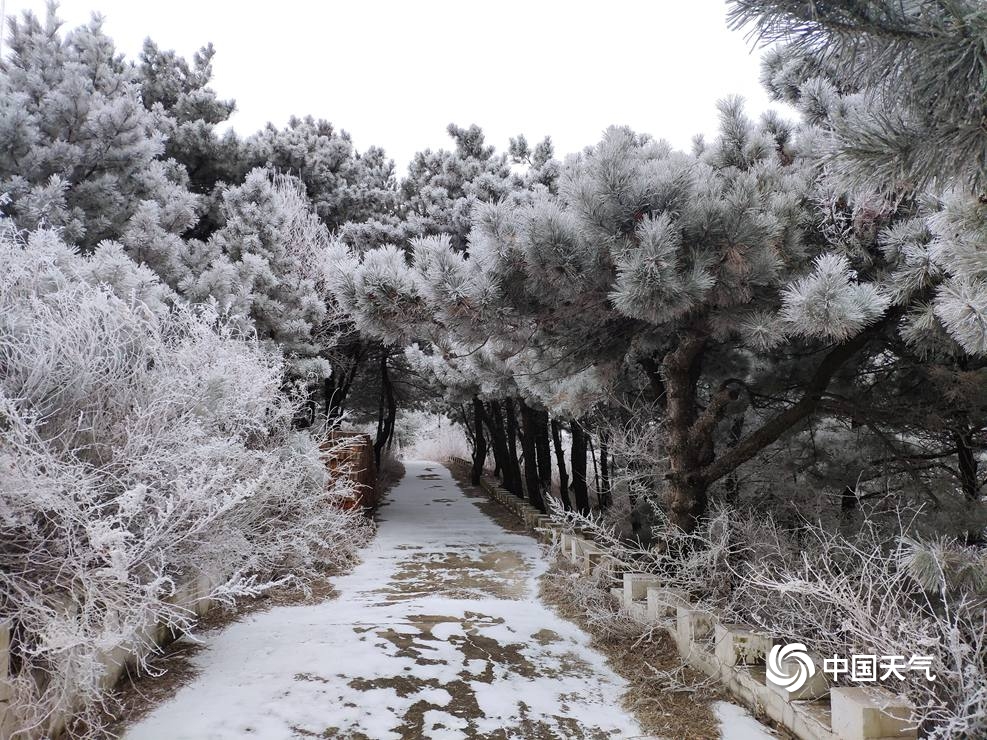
<box><xmin>392</xmin><ymin>411</ymin><xmax>472</xmax><ymax>462</ymax></box>
<box><xmin>0</xmin><ymin>227</ymin><xmax>372</xmax><ymax>736</ymax></box>
<box><xmin>555</xmin><ymin>500</ymin><xmax>987</xmax><ymax>738</ymax></box>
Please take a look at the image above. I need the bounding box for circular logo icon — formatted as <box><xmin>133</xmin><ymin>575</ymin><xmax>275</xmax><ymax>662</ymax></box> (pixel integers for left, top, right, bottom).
<box><xmin>766</xmin><ymin>643</ymin><xmax>815</xmax><ymax>692</ymax></box>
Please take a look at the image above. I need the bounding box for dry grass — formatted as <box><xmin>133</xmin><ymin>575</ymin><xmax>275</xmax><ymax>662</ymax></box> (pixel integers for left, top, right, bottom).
<box><xmin>539</xmin><ymin>558</ymin><xmax>725</xmax><ymax>739</ymax></box>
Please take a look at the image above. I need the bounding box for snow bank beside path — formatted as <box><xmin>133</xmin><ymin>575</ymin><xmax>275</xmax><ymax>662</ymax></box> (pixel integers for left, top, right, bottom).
<box><xmin>715</xmin><ymin>701</ymin><xmax>779</xmax><ymax>739</ymax></box>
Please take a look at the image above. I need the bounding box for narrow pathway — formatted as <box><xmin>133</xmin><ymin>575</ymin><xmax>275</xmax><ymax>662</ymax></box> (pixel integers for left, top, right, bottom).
<box><xmin>125</xmin><ymin>461</ymin><xmax>643</xmax><ymax>739</ymax></box>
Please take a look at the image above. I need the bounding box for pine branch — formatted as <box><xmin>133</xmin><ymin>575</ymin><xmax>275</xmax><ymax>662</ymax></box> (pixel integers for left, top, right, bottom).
<box><xmin>701</xmin><ymin>314</ymin><xmax>894</xmax><ymax>485</ymax></box>
<box><xmin>688</xmin><ymin>379</ymin><xmax>747</xmax><ymax>449</ymax></box>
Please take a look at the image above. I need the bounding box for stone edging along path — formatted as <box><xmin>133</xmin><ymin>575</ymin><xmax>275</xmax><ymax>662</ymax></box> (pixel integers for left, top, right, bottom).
<box><xmin>445</xmin><ymin>458</ymin><xmax>918</xmax><ymax>740</ymax></box>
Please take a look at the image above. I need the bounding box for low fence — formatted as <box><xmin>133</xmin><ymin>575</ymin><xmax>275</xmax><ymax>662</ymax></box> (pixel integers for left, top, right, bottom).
<box><xmin>447</xmin><ymin>456</ymin><xmax>918</xmax><ymax>740</ymax></box>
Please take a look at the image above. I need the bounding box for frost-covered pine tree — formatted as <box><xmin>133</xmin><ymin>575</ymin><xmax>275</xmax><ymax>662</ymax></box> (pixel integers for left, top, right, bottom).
<box><xmin>723</xmin><ymin>0</ymin><xmax>987</xmax><ymax>509</ymax></box>
<box><xmin>730</xmin><ymin>0</ymin><xmax>987</xmax><ymax>192</ymax></box>
<box><xmin>183</xmin><ymin>169</ymin><xmax>336</xmax><ymax>376</ymax></box>
<box><xmin>0</xmin><ymin>6</ymin><xmax>199</xmax><ymax>284</ymax></box>
<box><xmin>331</xmin><ymin>101</ymin><xmax>907</xmax><ymax>530</ymax></box>
<box><xmin>324</xmin><ymin>125</ymin><xmax>560</xmax><ymax>471</ymax></box>
<box><xmin>399</xmin><ymin>124</ymin><xmax>530</xmax><ymax>251</ymax></box>
<box><xmin>139</xmin><ymin>39</ymin><xmax>240</xmax><ymax>196</ymax></box>
<box><xmin>247</xmin><ymin>116</ymin><xmax>400</xmax><ymax>233</ymax></box>
<box><xmin>730</xmin><ymin>0</ymin><xmax>987</xmax><ymax>357</ymax></box>
<box><xmin>138</xmin><ymin>37</ymin><xmax>245</xmax><ymax>243</ymax></box>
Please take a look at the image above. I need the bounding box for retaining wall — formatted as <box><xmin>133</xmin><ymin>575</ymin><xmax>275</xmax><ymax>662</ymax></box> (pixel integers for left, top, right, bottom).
<box><xmin>0</xmin><ymin>572</ymin><xmax>223</xmax><ymax>739</ymax></box>
<box><xmin>447</xmin><ymin>457</ymin><xmax>918</xmax><ymax>740</ymax></box>
<box><xmin>322</xmin><ymin>431</ymin><xmax>377</xmax><ymax>512</ymax></box>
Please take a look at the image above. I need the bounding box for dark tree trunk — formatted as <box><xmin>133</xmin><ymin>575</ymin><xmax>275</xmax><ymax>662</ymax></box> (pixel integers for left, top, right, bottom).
<box><xmin>488</xmin><ymin>401</ymin><xmax>507</xmax><ymax>482</ymax></box>
<box><xmin>535</xmin><ymin>408</ymin><xmax>553</xmax><ymax>493</ymax></box>
<box><xmin>490</xmin><ymin>401</ymin><xmax>521</xmax><ymax>495</ymax></box>
<box><xmin>471</xmin><ymin>397</ymin><xmax>488</xmax><ymax>485</ymax></box>
<box><xmin>663</xmin><ymin>332</ymin><xmax>710</xmax><ymax>532</ymax></box>
<box><xmin>460</xmin><ymin>403</ymin><xmax>476</xmax><ymax>448</ymax></box>
<box><xmin>570</xmin><ymin>418</ymin><xmax>590</xmax><ymax>513</ymax></box>
<box><xmin>519</xmin><ymin>400</ymin><xmax>547</xmax><ymax>511</ymax></box>
<box><xmin>840</xmin><ymin>485</ymin><xmax>858</xmax><ymax>517</ymax></box>
<box><xmin>589</xmin><ymin>432</ymin><xmax>600</xmax><ymax>504</ymax></box>
<box><xmin>325</xmin><ymin>341</ymin><xmax>365</xmax><ymax>426</ymax></box>
<box><xmin>954</xmin><ymin>428</ymin><xmax>980</xmax><ymax>501</ymax></box>
<box><xmin>504</xmin><ymin>398</ymin><xmax>525</xmax><ymax>499</ymax></box>
<box><xmin>599</xmin><ymin>431</ymin><xmax>611</xmax><ymax>510</ymax></box>
<box><xmin>551</xmin><ymin>418</ymin><xmax>572</xmax><ymax>510</ymax></box>
<box><xmin>373</xmin><ymin>352</ymin><xmax>396</xmax><ymax>468</ymax></box>
<box><xmin>723</xmin><ymin>413</ymin><xmax>745</xmax><ymax>505</ymax></box>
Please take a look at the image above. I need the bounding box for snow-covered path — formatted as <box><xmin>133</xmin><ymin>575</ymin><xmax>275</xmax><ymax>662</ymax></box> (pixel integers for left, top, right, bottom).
<box><xmin>125</xmin><ymin>461</ymin><xmax>644</xmax><ymax>739</ymax></box>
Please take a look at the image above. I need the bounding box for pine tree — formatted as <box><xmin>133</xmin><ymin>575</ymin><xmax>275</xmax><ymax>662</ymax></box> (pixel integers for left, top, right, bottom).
<box><xmin>330</xmin><ymin>102</ymin><xmax>911</xmax><ymax>530</ymax></box>
<box><xmin>729</xmin><ymin>0</ymin><xmax>987</xmax><ymax>193</ymax></box>
<box><xmin>139</xmin><ymin>39</ymin><xmax>241</xmax><ymax>197</ymax></box>
<box><xmin>246</xmin><ymin>116</ymin><xmax>399</xmax><ymax>233</ymax></box>
<box><xmin>0</xmin><ymin>5</ymin><xmax>199</xmax><ymax>277</ymax></box>
<box><xmin>731</xmin><ymin>0</ymin><xmax>987</xmax><ymax>357</ymax></box>
<box><xmin>183</xmin><ymin>169</ymin><xmax>335</xmax><ymax>375</ymax></box>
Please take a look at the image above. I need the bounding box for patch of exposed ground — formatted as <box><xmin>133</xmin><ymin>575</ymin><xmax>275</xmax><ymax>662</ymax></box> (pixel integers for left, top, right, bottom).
<box><xmin>540</xmin><ymin>557</ymin><xmax>724</xmax><ymax>738</ymax></box>
<box><xmin>378</xmin><ymin>549</ymin><xmax>530</xmax><ymax>601</ymax></box>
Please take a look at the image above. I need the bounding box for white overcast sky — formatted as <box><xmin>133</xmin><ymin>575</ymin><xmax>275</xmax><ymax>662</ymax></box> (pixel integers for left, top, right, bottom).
<box><xmin>2</xmin><ymin>0</ymin><xmax>791</xmax><ymax>173</ymax></box>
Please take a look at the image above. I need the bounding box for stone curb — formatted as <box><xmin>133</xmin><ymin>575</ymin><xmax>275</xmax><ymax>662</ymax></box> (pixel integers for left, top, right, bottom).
<box><xmin>444</xmin><ymin>457</ymin><xmax>917</xmax><ymax>740</ymax></box>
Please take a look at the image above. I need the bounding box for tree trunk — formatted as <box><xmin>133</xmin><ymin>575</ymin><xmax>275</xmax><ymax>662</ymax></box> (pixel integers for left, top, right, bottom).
<box><xmin>471</xmin><ymin>397</ymin><xmax>488</xmax><ymax>485</ymax></box>
<box><xmin>954</xmin><ymin>428</ymin><xmax>980</xmax><ymax>501</ymax></box>
<box><xmin>535</xmin><ymin>408</ymin><xmax>553</xmax><ymax>493</ymax></box>
<box><xmin>589</xmin><ymin>432</ymin><xmax>600</xmax><ymax>505</ymax></box>
<box><xmin>519</xmin><ymin>400</ymin><xmax>546</xmax><ymax>511</ymax></box>
<box><xmin>460</xmin><ymin>403</ymin><xmax>476</xmax><ymax>449</ymax></box>
<box><xmin>490</xmin><ymin>400</ymin><xmax>522</xmax><ymax>496</ymax></box>
<box><xmin>325</xmin><ymin>341</ymin><xmax>364</xmax><ymax>426</ymax></box>
<box><xmin>840</xmin><ymin>485</ymin><xmax>858</xmax><ymax>518</ymax></box>
<box><xmin>551</xmin><ymin>418</ymin><xmax>571</xmax><ymax>510</ymax></box>
<box><xmin>723</xmin><ymin>413</ymin><xmax>745</xmax><ymax>505</ymax></box>
<box><xmin>663</xmin><ymin>332</ymin><xmax>709</xmax><ymax>532</ymax></box>
<box><xmin>488</xmin><ymin>401</ymin><xmax>510</xmax><ymax>489</ymax></box>
<box><xmin>504</xmin><ymin>398</ymin><xmax>525</xmax><ymax>499</ymax></box>
<box><xmin>373</xmin><ymin>352</ymin><xmax>396</xmax><ymax>468</ymax></box>
<box><xmin>570</xmin><ymin>418</ymin><xmax>590</xmax><ymax>513</ymax></box>
<box><xmin>599</xmin><ymin>431</ymin><xmax>611</xmax><ymax>510</ymax></box>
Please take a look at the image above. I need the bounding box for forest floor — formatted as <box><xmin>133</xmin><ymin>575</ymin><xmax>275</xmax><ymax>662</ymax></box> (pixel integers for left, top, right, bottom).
<box><xmin>121</xmin><ymin>461</ymin><xmax>775</xmax><ymax>740</ymax></box>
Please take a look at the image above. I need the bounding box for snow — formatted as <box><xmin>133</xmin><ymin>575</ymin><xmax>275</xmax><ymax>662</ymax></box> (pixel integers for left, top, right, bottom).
<box><xmin>125</xmin><ymin>461</ymin><xmax>641</xmax><ymax>739</ymax></box>
<box><xmin>124</xmin><ymin>460</ymin><xmax>779</xmax><ymax>739</ymax></box>
<box><xmin>715</xmin><ymin>701</ymin><xmax>779</xmax><ymax>740</ymax></box>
